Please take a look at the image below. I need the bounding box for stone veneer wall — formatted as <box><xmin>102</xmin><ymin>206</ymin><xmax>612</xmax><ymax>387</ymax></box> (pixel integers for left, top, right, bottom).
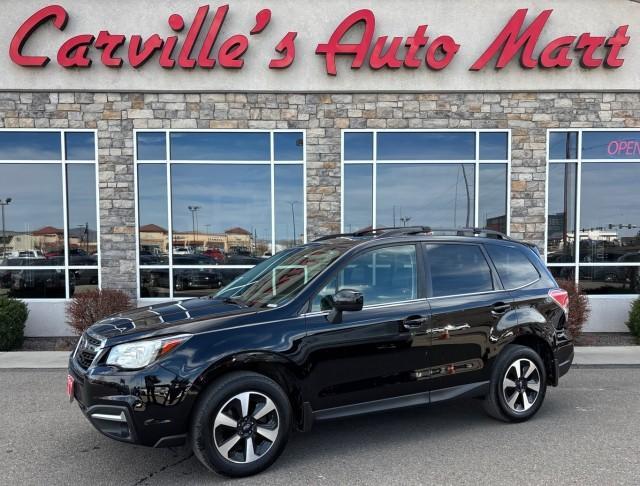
<box><xmin>0</xmin><ymin>91</ymin><xmax>638</xmax><ymax>296</ymax></box>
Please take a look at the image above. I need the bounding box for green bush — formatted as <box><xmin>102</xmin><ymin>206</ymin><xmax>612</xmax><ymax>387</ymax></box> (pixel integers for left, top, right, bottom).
<box><xmin>627</xmin><ymin>297</ymin><xmax>640</xmax><ymax>343</ymax></box>
<box><xmin>0</xmin><ymin>296</ymin><xmax>29</xmax><ymax>351</ymax></box>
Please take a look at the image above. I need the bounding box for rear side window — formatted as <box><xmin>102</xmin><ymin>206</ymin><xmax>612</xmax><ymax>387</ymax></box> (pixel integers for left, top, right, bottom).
<box><xmin>425</xmin><ymin>244</ymin><xmax>494</xmax><ymax>297</ymax></box>
<box><xmin>485</xmin><ymin>244</ymin><xmax>540</xmax><ymax>289</ymax></box>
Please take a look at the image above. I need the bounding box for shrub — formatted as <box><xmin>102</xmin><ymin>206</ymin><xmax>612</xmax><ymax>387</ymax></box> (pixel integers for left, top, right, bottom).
<box><xmin>557</xmin><ymin>279</ymin><xmax>591</xmax><ymax>339</ymax></box>
<box><xmin>66</xmin><ymin>289</ymin><xmax>133</xmax><ymax>335</ymax></box>
<box><xmin>627</xmin><ymin>297</ymin><xmax>640</xmax><ymax>343</ymax></box>
<box><xmin>0</xmin><ymin>296</ymin><xmax>29</xmax><ymax>351</ymax></box>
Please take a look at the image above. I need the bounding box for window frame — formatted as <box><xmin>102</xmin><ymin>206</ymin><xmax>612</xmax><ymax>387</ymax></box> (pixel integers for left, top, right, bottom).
<box><xmin>0</xmin><ymin>128</ymin><xmax>101</xmax><ymax>301</ymax></box>
<box><xmin>134</xmin><ymin>129</ymin><xmax>307</xmax><ymax>301</ymax></box>
<box><xmin>545</xmin><ymin>128</ymin><xmax>640</xmax><ymax>298</ymax></box>
<box><xmin>341</xmin><ymin>129</ymin><xmax>511</xmax><ymax>234</ymax></box>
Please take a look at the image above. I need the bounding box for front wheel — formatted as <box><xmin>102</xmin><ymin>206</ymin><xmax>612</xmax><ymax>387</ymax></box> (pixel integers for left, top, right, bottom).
<box><xmin>484</xmin><ymin>345</ymin><xmax>547</xmax><ymax>422</ymax></box>
<box><xmin>190</xmin><ymin>371</ymin><xmax>292</xmax><ymax>477</ymax></box>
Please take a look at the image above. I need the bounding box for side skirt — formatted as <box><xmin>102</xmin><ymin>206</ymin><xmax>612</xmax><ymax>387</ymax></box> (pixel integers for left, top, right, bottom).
<box><xmin>310</xmin><ymin>381</ymin><xmax>490</xmax><ymax>423</ymax></box>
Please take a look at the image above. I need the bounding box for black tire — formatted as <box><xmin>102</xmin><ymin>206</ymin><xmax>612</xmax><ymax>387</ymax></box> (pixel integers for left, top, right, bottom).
<box><xmin>190</xmin><ymin>371</ymin><xmax>292</xmax><ymax>478</ymax></box>
<box><xmin>484</xmin><ymin>344</ymin><xmax>547</xmax><ymax>423</ymax></box>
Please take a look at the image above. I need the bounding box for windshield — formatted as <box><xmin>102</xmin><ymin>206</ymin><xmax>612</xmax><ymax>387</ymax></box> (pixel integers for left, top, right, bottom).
<box><xmin>231</xmin><ymin>245</ymin><xmax>347</xmax><ymax>308</ymax></box>
<box><xmin>215</xmin><ymin>247</ymin><xmax>303</xmax><ymax>298</ymax></box>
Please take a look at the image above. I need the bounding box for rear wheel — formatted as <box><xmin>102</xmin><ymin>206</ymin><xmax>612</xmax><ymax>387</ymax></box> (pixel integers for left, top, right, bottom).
<box><xmin>190</xmin><ymin>371</ymin><xmax>291</xmax><ymax>477</ymax></box>
<box><xmin>484</xmin><ymin>345</ymin><xmax>547</xmax><ymax>422</ymax></box>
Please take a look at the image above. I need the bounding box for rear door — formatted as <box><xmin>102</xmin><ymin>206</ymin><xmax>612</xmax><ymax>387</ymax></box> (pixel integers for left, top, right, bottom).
<box><xmin>424</xmin><ymin>243</ymin><xmax>514</xmax><ymax>394</ymax></box>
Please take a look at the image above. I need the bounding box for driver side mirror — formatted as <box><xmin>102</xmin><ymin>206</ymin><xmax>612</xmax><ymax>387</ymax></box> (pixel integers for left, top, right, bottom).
<box><xmin>326</xmin><ymin>289</ymin><xmax>363</xmax><ymax>324</ymax></box>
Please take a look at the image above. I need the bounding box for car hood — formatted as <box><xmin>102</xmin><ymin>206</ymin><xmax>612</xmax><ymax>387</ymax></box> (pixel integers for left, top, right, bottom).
<box><xmin>88</xmin><ymin>298</ymin><xmax>256</xmax><ymax>340</ymax></box>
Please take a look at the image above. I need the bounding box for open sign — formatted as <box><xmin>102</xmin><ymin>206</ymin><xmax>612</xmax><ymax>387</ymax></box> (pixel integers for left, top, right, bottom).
<box><xmin>607</xmin><ymin>140</ymin><xmax>640</xmax><ymax>157</ymax></box>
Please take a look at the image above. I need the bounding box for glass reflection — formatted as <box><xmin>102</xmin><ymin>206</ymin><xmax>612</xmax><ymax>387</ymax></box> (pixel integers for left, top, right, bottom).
<box><xmin>0</xmin><ymin>269</ymin><xmax>65</xmax><ymax>298</ymax></box>
<box><xmin>377</xmin><ymin>132</ymin><xmax>475</xmax><ymax>160</ymax></box>
<box><xmin>171</xmin><ymin>164</ymin><xmax>271</xmax><ymax>262</ymax></box>
<box><xmin>479</xmin><ymin>132</ymin><xmax>508</xmax><ymax>160</ymax></box>
<box><xmin>70</xmin><ymin>269</ymin><xmax>98</xmax><ymax>296</ymax></box>
<box><xmin>377</xmin><ymin>164</ymin><xmax>475</xmax><ymax>228</ymax></box>
<box><xmin>548</xmin><ymin>266</ymin><xmax>575</xmax><ymax>284</ymax></box>
<box><xmin>0</xmin><ymin>164</ymin><xmax>64</xmax><ymax>266</ymax></box>
<box><xmin>137</xmin><ymin>132</ymin><xmax>167</xmax><ymax>161</ymax></box>
<box><xmin>579</xmin><ymin>163</ymin><xmax>640</xmax><ymax>262</ymax></box>
<box><xmin>170</xmin><ymin>132</ymin><xmax>270</xmax><ymax>160</ymax></box>
<box><xmin>343</xmin><ymin>164</ymin><xmax>373</xmax><ymax>232</ymax></box>
<box><xmin>479</xmin><ymin>165</ymin><xmax>507</xmax><ymax>233</ymax></box>
<box><xmin>582</xmin><ymin>131</ymin><xmax>640</xmax><ymax>159</ymax></box>
<box><xmin>138</xmin><ymin>165</ymin><xmax>169</xmax><ymax>265</ymax></box>
<box><xmin>578</xmin><ymin>266</ymin><xmax>640</xmax><ymax>295</ymax></box>
<box><xmin>67</xmin><ymin>164</ymin><xmax>98</xmax><ymax>266</ymax></box>
<box><xmin>0</xmin><ymin>132</ymin><xmax>61</xmax><ymax>160</ymax></box>
<box><xmin>173</xmin><ymin>268</ymin><xmax>247</xmax><ymax>298</ymax></box>
<box><xmin>274</xmin><ymin>165</ymin><xmax>304</xmax><ymax>251</ymax></box>
<box><xmin>140</xmin><ymin>269</ymin><xmax>170</xmax><ymax>298</ymax></box>
<box><xmin>65</xmin><ymin>132</ymin><xmax>95</xmax><ymax>160</ymax></box>
<box><xmin>547</xmin><ymin>163</ymin><xmax>577</xmax><ymax>263</ymax></box>
<box><xmin>549</xmin><ymin>132</ymin><xmax>578</xmax><ymax>160</ymax></box>
<box><xmin>274</xmin><ymin>132</ymin><xmax>304</xmax><ymax>161</ymax></box>
<box><xmin>344</xmin><ymin>132</ymin><xmax>373</xmax><ymax>160</ymax></box>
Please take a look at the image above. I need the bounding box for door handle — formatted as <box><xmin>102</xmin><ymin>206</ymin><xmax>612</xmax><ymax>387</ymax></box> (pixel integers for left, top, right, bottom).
<box><xmin>402</xmin><ymin>316</ymin><xmax>428</xmax><ymax>330</ymax></box>
<box><xmin>492</xmin><ymin>302</ymin><xmax>511</xmax><ymax>315</ymax></box>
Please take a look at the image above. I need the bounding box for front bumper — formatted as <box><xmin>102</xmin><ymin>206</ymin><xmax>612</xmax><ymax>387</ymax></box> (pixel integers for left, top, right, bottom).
<box><xmin>68</xmin><ymin>357</ymin><xmax>192</xmax><ymax>448</ymax></box>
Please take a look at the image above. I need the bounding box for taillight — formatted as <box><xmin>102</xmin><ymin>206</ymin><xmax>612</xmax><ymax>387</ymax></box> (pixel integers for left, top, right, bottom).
<box><xmin>549</xmin><ymin>288</ymin><xmax>569</xmax><ymax>313</ymax></box>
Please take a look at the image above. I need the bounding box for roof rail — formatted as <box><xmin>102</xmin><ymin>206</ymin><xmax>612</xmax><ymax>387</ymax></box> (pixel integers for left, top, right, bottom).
<box><xmin>314</xmin><ymin>226</ymin><xmax>512</xmax><ymax>241</ymax></box>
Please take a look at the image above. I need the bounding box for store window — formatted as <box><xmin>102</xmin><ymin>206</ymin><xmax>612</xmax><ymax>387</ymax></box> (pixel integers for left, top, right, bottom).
<box><xmin>0</xmin><ymin>130</ymin><xmax>99</xmax><ymax>299</ymax></box>
<box><xmin>135</xmin><ymin>130</ymin><xmax>306</xmax><ymax>299</ymax></box>
<box><xmin>342</xmin><ymin>130</ymin><xmax>510</xmax><ymax>234</ymax></box>
<box><xmin>546</xmin><ymin>130</ymin><xmax>640</xmax><ymax>295</ymax></box>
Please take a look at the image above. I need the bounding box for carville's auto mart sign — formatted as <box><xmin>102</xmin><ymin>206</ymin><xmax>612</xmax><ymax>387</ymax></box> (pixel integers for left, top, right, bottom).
<box><xmin>0</xmin><ymin>0</ymin><xmax>639</xmax><ymax>92</ymax></box>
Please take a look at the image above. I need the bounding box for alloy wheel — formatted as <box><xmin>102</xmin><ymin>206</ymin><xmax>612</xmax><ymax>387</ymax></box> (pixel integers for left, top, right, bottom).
<box><xmin>213</xmin><ymin>391</ymin><xmax>280</xmax><ymax>464</ymax></box>
<box><xmin>501</xmin><ymin>358</ymin><xmax>541</xmax><ymax>413</ymax></box>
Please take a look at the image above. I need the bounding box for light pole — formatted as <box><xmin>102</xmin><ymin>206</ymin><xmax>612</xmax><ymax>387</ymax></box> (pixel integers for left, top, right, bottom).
<box><xmin>400</xmin><ymin>216</ymin><xmax>411</xmax><ymax>227</ymax></box>
<box><xmin>288</xmin><ymin>201</ymin><xmax>300</xmax><ymax>246</ymax></box>
<box><xmin>188</xmin><ymin>205</ymin><xmax>201</xmax><ymax>250</ymax></box>
<box><xmin>1</xmin><ymin>198</ymin><xmax>12</xmax><ymax>259</ymax></box>
<box><xmin>77</xmin><ymin>222</ymin><xmax>89</xmax><ymax>254</ymax></box>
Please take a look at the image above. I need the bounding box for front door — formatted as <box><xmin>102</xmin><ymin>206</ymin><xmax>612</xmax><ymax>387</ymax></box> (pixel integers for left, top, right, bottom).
<box><xmin>423</xmin><ymin>243</ymin><xmax>514</xmax><ymax>393</ymax></box>
<box><xmin>302</xmin><ymin>244</ymin><xmax>432</xmax><ymax>412</ymax></box>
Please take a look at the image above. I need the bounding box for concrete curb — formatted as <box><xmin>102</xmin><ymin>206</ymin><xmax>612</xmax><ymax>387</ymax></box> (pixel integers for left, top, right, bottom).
<box><xmin>0</xmin><ymin>346</ymin><xmax>639</xmax><ymax>369</ymax></box>
<box><xmin>573</xmin><ymin>346</ymin><xmax>640</xmax><ymax>367</ymax></box>
<box><xmin>0</xmin><ymin>351</ymin><xmax>70</xmax><ymax>369</ymax></box>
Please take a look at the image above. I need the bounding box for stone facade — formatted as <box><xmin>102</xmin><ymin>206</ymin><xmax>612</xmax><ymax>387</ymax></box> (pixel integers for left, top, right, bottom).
<box><xmin>1</xmin><ymin>91</ymin><xmax>639</xmax><ymax>296</ymax></box>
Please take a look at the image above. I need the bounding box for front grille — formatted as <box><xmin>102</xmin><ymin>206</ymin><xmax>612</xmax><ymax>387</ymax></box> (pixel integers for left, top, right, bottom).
<box><xmin>74</xmin><ymin>333</ymin><xmax>104</xmax><ymax>370</ymax></box>
<box><xmin>86</xmin><ymin>335</ymin><xmax>102</xmax><ymax>348</ymax></box>
<box><xmin>76</xmin><ymin>350</ymin><xmax>96</xmax><ymax>369</ymax></box>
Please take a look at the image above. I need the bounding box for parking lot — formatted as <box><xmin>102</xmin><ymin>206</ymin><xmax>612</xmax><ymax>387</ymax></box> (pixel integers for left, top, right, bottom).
<box><xmin>1</xmin><ymin>368</ymin><xmax>638</xmax><ymax>485</ymax></box>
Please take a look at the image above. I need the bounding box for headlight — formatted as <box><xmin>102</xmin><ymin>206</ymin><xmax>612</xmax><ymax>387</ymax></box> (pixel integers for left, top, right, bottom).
<box><xmin>106</xmin><ymin>334</ymin><xmax>191</xmax><ymax>370</ymax></box>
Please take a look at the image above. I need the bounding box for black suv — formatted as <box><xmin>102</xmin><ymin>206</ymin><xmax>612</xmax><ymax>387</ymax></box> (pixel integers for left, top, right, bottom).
<box><xmin>68</xmin><ymin>227</ymin><xmax>574</xmax><ymax>477</ymax></box>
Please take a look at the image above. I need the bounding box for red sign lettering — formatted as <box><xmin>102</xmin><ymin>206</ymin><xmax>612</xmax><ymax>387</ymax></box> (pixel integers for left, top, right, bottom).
<box><xmin>7</xmin><ymin>5</ymin><xmax>631</xmax><ymax>75</ymax></box>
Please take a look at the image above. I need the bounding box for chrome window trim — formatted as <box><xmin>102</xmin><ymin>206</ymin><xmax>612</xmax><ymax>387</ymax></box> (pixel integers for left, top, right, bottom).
<box><xmin>302</xmin><ymin>298</ymin><xmax>428</xmax><ymax>318</ymax></box>
<box><xmin>427</xmin><ymin>289</ymin><xmax>505</xmax><ymax>301</ymax></box>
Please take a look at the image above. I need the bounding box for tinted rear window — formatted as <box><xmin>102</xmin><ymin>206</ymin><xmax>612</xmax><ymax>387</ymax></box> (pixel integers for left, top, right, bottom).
<box><xmin>425</xmin><ymin>244</ymin><xmax>494</xmax><ymax>297</ymax></box>
<box><xmin>485</xmin><ymin>244</ymin><xmax>540</xmax><ymax>289</ymax></box>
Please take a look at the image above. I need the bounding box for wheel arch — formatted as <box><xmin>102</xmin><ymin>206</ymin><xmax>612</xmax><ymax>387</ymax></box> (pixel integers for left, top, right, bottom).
<box><xmin>192</xmin><ymin>351</ymin><xmax>308</xmax><ymax>432</ymax></box>
<box><xmin>509</xmin><ymin>333</ymin><xmax>557</xmax><ymax>386</ymax></box>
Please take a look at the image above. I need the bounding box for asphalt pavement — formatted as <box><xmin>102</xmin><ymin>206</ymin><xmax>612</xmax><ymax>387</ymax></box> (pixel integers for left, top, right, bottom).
<box><xmin>1</xmin><ymin>369</ymin><xmax>638</xmax><ymax>485</ymax></box>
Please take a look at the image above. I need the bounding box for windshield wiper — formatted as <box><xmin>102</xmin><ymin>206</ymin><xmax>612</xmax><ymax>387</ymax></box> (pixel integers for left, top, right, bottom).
<box><xmin>221</xmin><ymin>297</ymin><xmax>247</xmax><ymax>307</ymax></box>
